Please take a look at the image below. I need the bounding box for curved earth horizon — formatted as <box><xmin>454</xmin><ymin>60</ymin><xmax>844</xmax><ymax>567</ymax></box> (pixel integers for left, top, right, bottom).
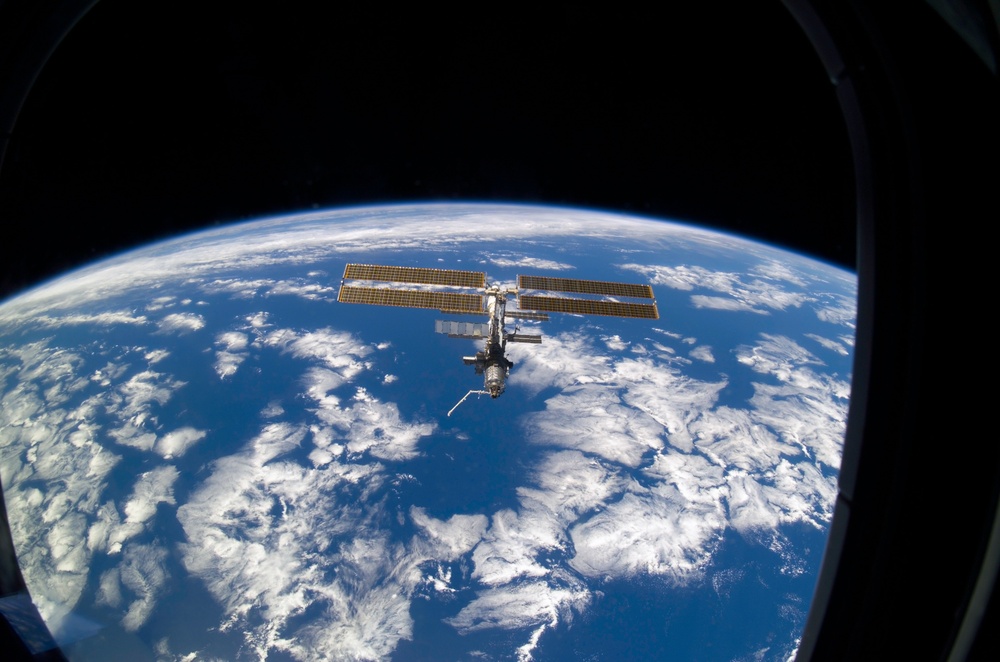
<box><xmin>0</xmin><ymin>203</ymin><xmax>855</xmax><ymax>661</ymax></box>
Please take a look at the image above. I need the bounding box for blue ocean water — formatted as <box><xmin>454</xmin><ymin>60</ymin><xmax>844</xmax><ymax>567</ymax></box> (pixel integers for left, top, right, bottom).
<box><xmin>0</xmin><ymin>207</ymin><xmax>855</xmax><ymax>660</ymax></box>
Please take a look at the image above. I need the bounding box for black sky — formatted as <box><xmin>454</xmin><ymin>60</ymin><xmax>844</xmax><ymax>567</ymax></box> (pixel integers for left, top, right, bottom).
<box><xmin>0</xmin><ymin>3</ymin><xmax>855</xmax><ymax>301</ymax></box>
<box><xmin>5</xmin><ymin>5</ymin><xmax>1000</xmax><ymax>661</ymax></box>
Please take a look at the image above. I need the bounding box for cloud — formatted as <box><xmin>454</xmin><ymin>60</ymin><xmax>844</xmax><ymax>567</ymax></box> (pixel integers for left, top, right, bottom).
<box><xmin>612</xmin><ymin>357</ymin><xmax>728</xmax><ymax>453</ymax></box>
<box><xmin>0</xmin><ymin>206</ymin><xmax>856</xmax><ymax>659</ymax></box>
<box><xmin>465</xmin><ymin>453</ymin><xmax>626</xmax><ymax>588</ymax></box>
<box><xmin>176</xmin><ymin>422</ymin><xmax>433</xmax><ymax>661</ymax></box>
<box><xmin>106</xmin><ymin>369</ymin><xmax>193</xmax><ymax>454</ymax></box>
<box><xmin>157</xmin><ymin>312</ymin><xmax>206</xmax><ymax>334</ymax></box>
<box><xmin>107</xmin><ymin>426</ymin><xmax>158</xmax><ymax>452</ymax></box>
<box><xmin>117</xmin><ymin>543</ymin><xmax>171</xmax><ymax>631</ymax></box>
<box><xmin>569</xmin><ymin>491</ymin><xmax>723</xmax><ymax>581</ymax></box>
<box><xmin>445</xmin><ymin>572</ymin><xmax>592</xmax><ymax>661</ymax></box>
<box><xmin>30</xmin><ymin>311</ymin><xmax>150</xmax><ymax>327</ymax></box>
<box><xmin>89</xmin><ymin>361</ymin><xmax>129</xmax><ymax>387</ymax></box>
<box><xmin>0</xmin><ymin>204</ymin><xmax>765</xmax><ymax>325</ymax></box>
<box><xmin>624</xmin><ymin>263</ymin><xmax>755</xmax><ymax>294</ymax></box>
<box><xmin>3</xmin><ymin>314</ymin><xmax>845</xmax><ymax>658</ymax></box>
<box><xmin>96</xmin><ymin>568</ymin><xmax>123</xmax><ymax>609</ymax></box>
<box><xmin>0</xmin><ymin>338</ymin><xmax>209</xmax><ymax>643</ymax></box>
<box><xmin>735</xmin><ymin>278</ymin><xmax>809</xmax><ymax>312</ymax></box>
<box><xmin>805</xmin><ymin>332</ymin><xmax>851</xmax><ymax>356</ymax></box>
<box><xmin>91</xmin><ymin>466</ymin><xmax>179</xmax><ymax>555</ymax></box>
<box><xmin>524</xmin><ymin>385</ymin><xmax>666</xmax><ymax>467</ymax></box>
<box><xmin>815</xmin><ymin>292</ymin><xmax>857</xmax><ymax>327</ymax></box>
<box><xmin>747</xmin><ymin>379</ymin><xmax>849</xmax><ymax>474</ymax></box>
<box><xmin>622</xmin><ymin>260</ymin><xmax>854</xmax><ymax>322</ymax></box>
<box><xmin>601</xmin><ymin>334</ymin><xmax>628</xmax><ymax>351</ymax></box>
<box><xmin>199</xmin><ymin>278</ymin><xmax>276</xmax><ymax>299</ymax></box>
<box><xmin>493</xmin><ymin>325</ymin><xmax>843</xmax><ymax>598</ymax></box>
<box><xmin>295</xmin><ymin>358</ymin><xmax>436</xmax><ymax>463</ymax></box>
<box><xmin>265</xmin><ymin>327</ymin><xmax>373</xmax><ymax>377</ymax></box>
<box><xmin>507</xmin><ymin>332</ymin><xmax>612</xmax><ymax>395</ymax></box>
<box><xmin>155</xmin><ymin>427</ymin><xmax>206</xmax><ymax>459</ymax></box>
<box><xmin>214</xmin><ymin>331</ymin><xmax>250</xmax><ymax>378</ymax></box>
<box><xmin>520</xmin><ymin>451</ymin><xmax>629</xmax><ymax>523</ymax></box>
<box><xmin>0</xmin><ymin>341</ymin><xmax>126</xmax><ymax>635</ymax></box>
<box><xmin>110</xmin><ymin>370</ymin><xmax>187</xmax><ymax>422</ymax></box>
<box><xmin>447</xmin><ymin>574</ymin><xmax>591</xmax><ymax>633</ymax></box>
<box><xmin>487</xmin><ymin>256</ymin><xmax>575</xmax><ymax>271</ymax></box>
<box><xmin>145</xmin><ymin>296</ymin><xmax>177</xmax><ymax>311</ymax></box>
<box><xmin>312</xmin><ymin>387</ymin><xmax>435</xmax><ymax>462</ymax></box>
<box><xmin>735</xmin><ymin>333</ymin><xmax>824</xmax><ymax>380</ymax></box>
<box><xmin>144</xmin><ymin>349</ymin><xmax>170</xmax><ymax>364</ymax></box>
<box><xmin>261</xmin><ymin>401</ymin><xmax>284</xmax><ymax>418</ymax></box>
<box><xmin>690</xmin><ymin>345</ymin><xmax>715</xmax><ymax>362</ymax></box>
<box><xmin>245</xmin><ymin>311</ymin><xmax>272</xmax><ymax>330</ymax></box>
<box><xmin>411</xmin><ymin>507</ymin><xmax>488</xmax><ymax>559</ymax></box>
<box><xmin>266</xmin><ymin>280</ymin><xmax>337</xmax><ymax>300</ymax></box>
<box><xmin>153</xmin><ymin>638</ymin><xmax>212</xmax><ymax>662</ymax></box>
<box><xmin>750</xmin><ymin>260</ymin><xmax>809</xmax><ymax>287</ymax></box>
<box><xmin>199</xmin><ymin>278</ymin><xmax>338</xmax><ymax>302</ymax></box>
<box><xmin>122</xmin><ymin>466</ymin><xmax>179</xmax><ymax>527</ymax></box>
<box><xmin>691</xmin><ymin>294</ymin><xmax>770</xmax><ymax>313</ymax></box>
<box><xmin>213</xmin><ymin>351</ymin><xmax>245</xmax><ymax>379</ymax></box>
<box><xmin>471</xmin><ymin>507</ymin><xmax>562</xmax><ymax>586</ymax></box>
<box><xmin>216</xmin><ymin>331</ymin><xmax>249</xmax><ymax>352</ymax></box>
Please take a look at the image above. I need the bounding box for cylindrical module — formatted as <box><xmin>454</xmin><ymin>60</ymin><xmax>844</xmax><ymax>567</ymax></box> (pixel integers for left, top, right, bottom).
<box><xmin>484</xmin><ymin>364</ymin><xmax>506</xmax><ymax>398</ymax></box>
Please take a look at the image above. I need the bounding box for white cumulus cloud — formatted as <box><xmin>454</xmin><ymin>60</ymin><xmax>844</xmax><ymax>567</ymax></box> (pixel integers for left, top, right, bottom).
<box><xmin>157</xmin><ymin>312</ymin><xmax>206</xmax><ymax>334</ymax></box>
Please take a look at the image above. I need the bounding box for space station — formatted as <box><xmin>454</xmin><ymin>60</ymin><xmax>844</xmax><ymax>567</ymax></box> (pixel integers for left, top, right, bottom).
<box><xmin>337</xmin><ymin>263</ymin><xmax>658</xmax><ymax>415</ymax></box>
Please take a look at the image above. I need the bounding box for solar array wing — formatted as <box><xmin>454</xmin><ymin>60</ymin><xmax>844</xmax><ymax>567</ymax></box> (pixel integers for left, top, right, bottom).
<box><xmin>339</xmin><ymin>286</ymin><xmax>485</xmax><ymax>314</ymax></box>
<box><xmin>505</xmin><ymin>310</ymin><xmax>551</xmax><ymax>322</ymax></box>
<box><xmin>518</xmin><ymin>275</ymin><xmax>654</xmax><ymax>299</ymax></box>
<box><xmin>507</xmin><ymin>334</ymin><xmax>543</xmax><ymax>344</ymax></box>
<box><xmin>518</xmin><ymin>294</ymin><xmax>659</xmax><ymax>319</ymax></box>
<box><xmin>344</xmin><ymin>263</ymin><xmax>486</xmax><ymax>289</ymax></box>
<box><xmin>435</xmin><ymin>320</ymin><xmax>490</xmax><ymax>339</ymax></box>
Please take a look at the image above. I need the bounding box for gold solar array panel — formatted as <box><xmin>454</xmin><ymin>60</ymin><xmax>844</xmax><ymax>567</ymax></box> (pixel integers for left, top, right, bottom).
<box><xmin>344</xmin><ymin>263</ymin><xmax>486</xmax><ymax>289</ymax></box>
<box><xmin>338</xmin><ymin>286</ymin><xmax>484</xmax><ymax>313</ymax></box>
<box><xmin>518</xmin><ymin>275</ymin><xmax>654</xmax><ymax>299</ymax></box>
<box><xmin>518</xmin><ymin>294</ymin><xmax>659</xmax><ymax>319</ymax></box>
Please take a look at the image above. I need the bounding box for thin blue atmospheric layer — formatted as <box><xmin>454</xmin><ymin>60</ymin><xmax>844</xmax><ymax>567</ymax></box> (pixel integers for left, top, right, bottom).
<box><xmin>0</xmin><ymin>203</ymin><xmax>856</xmax><ymax>661</ymax></box>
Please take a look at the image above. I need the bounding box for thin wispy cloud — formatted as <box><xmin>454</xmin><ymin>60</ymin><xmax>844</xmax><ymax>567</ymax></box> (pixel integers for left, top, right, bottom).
<box><xmin>751</xmin><ymin>260</ymin><xmax>809</xmax><ymax>287</ymax></box>
<box><xmin>622</xmin><ymin>260</ymin><xmax>856</xmax><ymax>325</ymax></box>
<box><xmin>691</xmin><ymin>295</ymin><xmax>769</xmax><ymax>313</ymax></box>
<box><xmin>486</xmin><ymin>256</ymin><xmax>575</xmax><ymax>271</ymax></box>
<box><xmin>31</xmin><ymin>311</ymin><xmax>150</xmax><ymax>328</ymax></box>
<box><xmin>805</xmin><ymin>332</ymin><xmax>851</xmax><ymax>356</ymax></box>
<box><xmin>145</xmin><ymin>296</ymin><xmax>177</xmax><ymax>311</ymax></box>
<box><xmin>815</xmin><ymin>292</ymin><xmax>857</xmax><ymax>327</ymax></box>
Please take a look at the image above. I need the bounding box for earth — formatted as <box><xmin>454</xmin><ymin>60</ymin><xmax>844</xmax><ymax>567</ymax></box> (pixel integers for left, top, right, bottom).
<box><xmin>0</xmin><ymin>203</ymin><xmax>856</xmax><ymax>661</ymax></box>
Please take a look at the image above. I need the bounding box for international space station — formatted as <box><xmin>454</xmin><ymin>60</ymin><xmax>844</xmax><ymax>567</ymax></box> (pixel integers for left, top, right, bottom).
<box><xmin>337</xmin><ymin>263</ymin><xmax>658</xmax><ymax>415</ymax></box>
